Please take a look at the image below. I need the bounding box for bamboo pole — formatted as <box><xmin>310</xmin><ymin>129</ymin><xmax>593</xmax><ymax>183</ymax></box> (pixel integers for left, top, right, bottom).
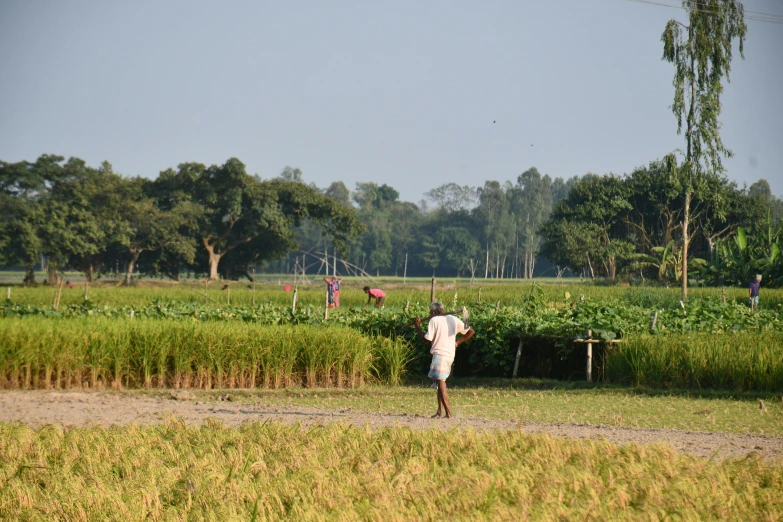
<box><xmin>54</xmin><ymin>278</ymin><xmax>65</xmax><ymax>310</ymax></box>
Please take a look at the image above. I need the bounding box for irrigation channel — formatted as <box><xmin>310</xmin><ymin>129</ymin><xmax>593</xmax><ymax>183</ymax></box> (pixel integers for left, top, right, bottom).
<box><xmin>2</xmin><ymin>390</ymin><xmax>782</xmax><ymax>461</ymax></box>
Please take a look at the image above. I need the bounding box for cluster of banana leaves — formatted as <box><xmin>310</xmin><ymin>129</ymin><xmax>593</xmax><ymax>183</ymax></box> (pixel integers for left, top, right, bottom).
<box><xmin>704</xmin><ymin>220</ymin><xmax>783</xmax><ymax>287</ymax></box>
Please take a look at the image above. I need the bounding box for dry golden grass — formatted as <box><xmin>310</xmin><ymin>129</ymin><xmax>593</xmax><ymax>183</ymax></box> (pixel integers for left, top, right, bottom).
<box><xmin>1</xmin><ymin>420</ymin><xmax>781</xmax><ymax>521</ymax></box>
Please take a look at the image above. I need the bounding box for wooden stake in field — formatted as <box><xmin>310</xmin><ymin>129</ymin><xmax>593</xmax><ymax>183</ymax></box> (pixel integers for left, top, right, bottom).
<box><xmin>586</xmin><ymin>329</ymin><xmax>593</xmax><ymax>383</ymax></box>
<box><xmin>512</xmin><ymin>338</ymin><xmax>523</xmax><ymax>379</ymax></box>
<box><xmin>226</xmin><ymin>285</ymin><xmax>230</xmax><ymax>305</ymax></box>
<box><xmin>6</xmin><ymin>287</ymin><xmax>9</xmax><ymax>300</ymax></box>
<box><xmin>292</xmin><ymin>287</ymin><xmax>298</xmax><ymax>314</ymax></box>
<box><xmin>84</xmin><ymin>281</ymin><xmax>89</xmax><ymax>300</ymax></box>
<box><xmin>324</xmin><ymin>288</ymin><xmax>329</xmax><ymax>320</ymax></box>
<box><xmin>430</xmin><ymin>277</ymin><xmax>436</xmax><ymax>304</ymax></box>
<box><xmin>54</xmin><ymin>278</ymin><xmax>65</xmax><ymax>310</ymax></box>
<box><xmin>204</xmin><ymin>279</ymin><xmax>209</xmax><ymax>304</ymax></box>
<box><xmin>478</xmin><ymin>287</ymin><xmax>482</xmax><ymax>304</ymax></box>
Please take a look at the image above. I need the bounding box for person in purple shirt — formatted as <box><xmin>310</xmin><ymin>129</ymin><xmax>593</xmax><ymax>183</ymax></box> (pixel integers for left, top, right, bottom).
<box><xmin>748</xmin><ymin>274</ymin><xmax>762</xmax><ymax>311</ymax></box>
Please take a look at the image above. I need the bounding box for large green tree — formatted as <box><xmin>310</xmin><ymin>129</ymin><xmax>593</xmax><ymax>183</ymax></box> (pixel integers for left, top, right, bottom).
<box><xmin>661</xmin><ymin>0</ymin><xmax>747</xmax><ymax>299</ymax></box>
<box><xmin>156</xmin><ymin>159</ymin><xmax>362</xmax><ymax>280</ymax></box>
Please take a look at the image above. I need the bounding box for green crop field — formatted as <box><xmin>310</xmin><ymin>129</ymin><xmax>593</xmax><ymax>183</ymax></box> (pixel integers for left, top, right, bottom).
<box><xmin>2</xmin><ymin>279</ymin><xmax>783</xmax><ymax>520</ymax></box>
<box><xmin>4</xmin><ymin>275</ymin><xmax>783</xmax><ymax>310</ymax></box>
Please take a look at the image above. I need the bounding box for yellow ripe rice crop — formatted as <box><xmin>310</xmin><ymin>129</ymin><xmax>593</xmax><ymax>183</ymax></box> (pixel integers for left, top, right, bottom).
<box><xmin>0</xmin><ymin>420</ymin><xmax>781</xmax><ymax>521</ymax></box>
<box><xmin>0</xmin><ymin>318</ymin><xmax>412</xmax><ymax>390</ymax></box>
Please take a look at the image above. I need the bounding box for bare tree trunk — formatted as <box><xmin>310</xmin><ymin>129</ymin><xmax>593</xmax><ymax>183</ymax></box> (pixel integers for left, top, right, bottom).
<box><xmin>47</xmin><ymin>263</ymin><xmax>59</xmax><ymax>286</ymax></box>
<box><xmin>484</xmin><ymin>244</ymin><xmax>489</xmax><ymax>279</ymax></box>
<box><xmin>208</xmin><ymin>251</ymin><xmax>222</xmax><ymax>280</ymax></box>
<box><xmin>85</xmin><ymin>262</ymin><xmax>94</xmax><ymax>283</ymax></box>
<box><xmin>124</xmin><ymin>250</ymin><xmax>142</xmax><ymax>286</ymax></box>
<box><xmin>23</xmin><ymin>263</ymin><xmax>36</xmax><ymax>286</ymax></box>
<box><xmin>681</xmin><ymin>190</ymin><xmax>691</xmax><ymax>301</ymax></box>
<box><xmin>586</xmin><ymin>251</ymin><xmax>595</xmax><ymax>279</ymax></box>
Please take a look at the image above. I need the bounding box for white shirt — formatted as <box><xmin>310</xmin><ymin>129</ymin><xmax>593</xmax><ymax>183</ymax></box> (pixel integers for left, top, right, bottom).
<box><xmin>425</xmin><ymin>315</ymin><xmax>469</xmax><ymax>357</ymax></box>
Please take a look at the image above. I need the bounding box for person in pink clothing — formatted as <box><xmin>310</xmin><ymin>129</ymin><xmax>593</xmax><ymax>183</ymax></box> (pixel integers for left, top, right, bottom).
<box><xmin>363</xmin><ymin>286</ymin><xmax>386</xmax><ymax>308</ymax></box>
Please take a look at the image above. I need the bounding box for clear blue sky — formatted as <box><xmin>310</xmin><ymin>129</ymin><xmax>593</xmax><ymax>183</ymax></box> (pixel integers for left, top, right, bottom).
<box><xmin>1</xmin><ymin>0</ymin><xmax>781</xmax><ymax>203</ymax></box>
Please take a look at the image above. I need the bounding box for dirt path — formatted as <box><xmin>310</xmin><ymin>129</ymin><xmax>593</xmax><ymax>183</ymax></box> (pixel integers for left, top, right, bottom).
<box><xmin>2</xmin><ymin>391</ymin><xmax>781</xmax><ymax>461</ymax></box>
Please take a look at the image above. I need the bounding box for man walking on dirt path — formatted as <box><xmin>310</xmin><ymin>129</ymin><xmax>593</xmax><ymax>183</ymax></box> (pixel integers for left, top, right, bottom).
<box><xmin>324</xmin><ymin>276</ymin><xmax>343</xmax><ymax>308</ymax></box>
<box><xmin>414</xmin><ymin>301</ymin><xmax>475</xmax><ymax>419</ymax></box>
<box><xmin>363</xmin><ymin>286</ymin><xmax>386</xmax><ymax>309</ymax></box>
<box><xmin>749</xmin><ymin>274</ymin><xmax>762</xmax><ymax>312</ymax></box>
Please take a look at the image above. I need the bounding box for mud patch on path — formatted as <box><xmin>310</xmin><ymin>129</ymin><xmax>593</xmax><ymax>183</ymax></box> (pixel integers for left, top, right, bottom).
<box><xmin>1</xmin><ymin>390</ymin><xmax>781</xmax><ymax>461</ymax></box>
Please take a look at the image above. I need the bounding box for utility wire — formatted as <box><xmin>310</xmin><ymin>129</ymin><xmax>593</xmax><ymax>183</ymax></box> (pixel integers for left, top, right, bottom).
<box><xmin>624</xmin><ymin>0</ymin><xmax>783</xmax><ymax>24</ymax></box>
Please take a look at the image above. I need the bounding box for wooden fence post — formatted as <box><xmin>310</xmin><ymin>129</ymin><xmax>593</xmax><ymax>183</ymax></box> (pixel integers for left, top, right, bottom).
<box><xmin>292</xmin><ymin>287</ymin><xmax>298</xmax><ymax>314</ymax></box>
<box><xmin>54</xmin><ymin>278</ymin><xmax>64</xmax><ymax>310</ymax></box>
<box><xmin>430</xmin><ymin>277</ymin><xmax>436</xmax><ymax>304</ymax></box>
<box><xmin>6</xmin><ymin>287</ymin><xmax>9</xmax><ymax>300</ymax></box>
<box><xmin>586</xmin><ymin>328</ymin><xmax>593</xmax><ymax>383</ymax></box>
<box><xmin>324</xmin><ymin>289</ymin><xmax>329</xmax><ymax>320</ymax></box>
<box><xmin>650</xmin><ymin>311</ymin><xmax>658</xmax><ymax>332</ymax></box>
<box><xmin>512</xmin><ymin>338</ymin><xmax>523</xmax><ymax>378</ymax></box>
<box><xmin>226</xmin><ymin>286</ymin><xmax>231</xmax><ymax>305</ymax></box>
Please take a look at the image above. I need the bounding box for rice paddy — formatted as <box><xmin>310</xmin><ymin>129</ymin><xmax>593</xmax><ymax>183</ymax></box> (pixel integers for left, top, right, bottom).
<box><xmin>0</xmin><ymin>318</ymin><xmax>412</xmax><ymax>390</ymax></box>
<box><xmin>2</xmin><ymin>280</ymin><xmax>783</xmax><ymax>519</ymax></box>
<box><xmin>1</xmin><ymin>420</ymin><xmax>781</xmax><ymax>521</ymax></box>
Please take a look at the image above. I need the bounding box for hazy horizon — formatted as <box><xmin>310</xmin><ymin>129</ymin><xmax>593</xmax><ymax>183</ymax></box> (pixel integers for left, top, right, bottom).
<box><xmin>1</xmin><ymin>0</ymin><xmax>781</xmax><ymax>201</ymax></box>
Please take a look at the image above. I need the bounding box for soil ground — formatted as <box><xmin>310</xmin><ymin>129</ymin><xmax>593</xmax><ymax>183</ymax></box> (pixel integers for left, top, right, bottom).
<box><xmin>2</xmin><ymin>390</ymin><xmax>782</xmax><ymax>461</ymax></box>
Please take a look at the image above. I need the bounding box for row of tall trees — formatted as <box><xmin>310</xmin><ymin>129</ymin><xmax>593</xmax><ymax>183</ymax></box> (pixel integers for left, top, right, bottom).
<box><xmin>0</xmin><ymin>156</ymin><xmax>362</xmax><ymax>284</ymax></box>
<box><xmin>1</xmin><ymin>153</ymin><xmax>780</xmax><ymax>284</ymax></box>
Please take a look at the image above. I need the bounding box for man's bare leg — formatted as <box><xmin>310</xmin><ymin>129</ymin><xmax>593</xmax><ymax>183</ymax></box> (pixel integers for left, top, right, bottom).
<box><xmin>437</xmin><ymin>380</ymin><xmax>451</xmax><ymax>418</ymax></box>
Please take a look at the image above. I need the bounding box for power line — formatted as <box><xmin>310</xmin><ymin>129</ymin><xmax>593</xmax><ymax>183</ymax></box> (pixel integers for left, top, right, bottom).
<box><xmin>623</xmin><ymin>0</ymin><xmax>783</xmax><ymax>24</ymax></box>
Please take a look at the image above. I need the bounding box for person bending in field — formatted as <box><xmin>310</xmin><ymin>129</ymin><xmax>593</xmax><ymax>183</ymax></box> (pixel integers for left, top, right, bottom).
<box><xmin>324</xmin><ymin>276</ymin><xmax>343</xmax><ymax>308</ymax></box>
<box><xmin>363</xmin><ymin>286</ymin><xmax>385</xmax><ymax>309</ymax></box>
<box><xmin>414</xmin><ymin>301</ymin><xmax>475</xmax><ymax>419</ymax></box>
<box><xmin>749</xmin><ymin>274</ymin><xmax>762</xmax><ymax>312</ymax></box>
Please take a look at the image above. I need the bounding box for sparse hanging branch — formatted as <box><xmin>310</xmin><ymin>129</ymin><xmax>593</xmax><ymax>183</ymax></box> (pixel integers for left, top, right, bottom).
<box><xmin>661</xmin><ymin>0</ymin><xmax>747</xmax><ymax>301</ymax></box>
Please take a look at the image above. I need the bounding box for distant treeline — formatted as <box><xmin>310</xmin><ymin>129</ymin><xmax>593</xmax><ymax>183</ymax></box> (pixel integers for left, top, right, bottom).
<box><xmin>1</xmin><ymin>155</ymin><xmax>781</xmax><ymax>285</ymax></box>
